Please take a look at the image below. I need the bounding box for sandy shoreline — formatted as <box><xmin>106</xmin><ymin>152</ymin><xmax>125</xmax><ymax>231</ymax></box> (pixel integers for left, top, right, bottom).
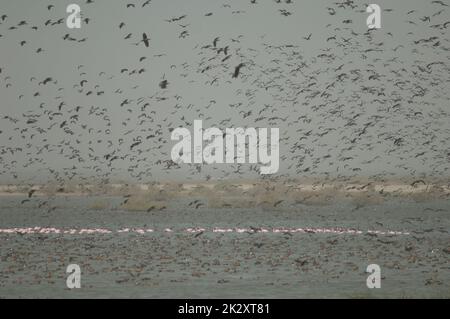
<box><xmin>0</xmin><ymin>181</ymin><xmax>448</xmax><ymax>196</ymax></box>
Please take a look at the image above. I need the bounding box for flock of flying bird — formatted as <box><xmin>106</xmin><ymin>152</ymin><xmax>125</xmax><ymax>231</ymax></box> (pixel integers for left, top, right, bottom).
<box><xmin>0</xmin><ymin>0</ymin><xmax>449</xmax><ymax>186</ymax></box>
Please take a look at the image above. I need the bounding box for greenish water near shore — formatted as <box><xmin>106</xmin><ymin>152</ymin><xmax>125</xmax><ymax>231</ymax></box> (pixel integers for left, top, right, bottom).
<box><xmin>0</xmin><ymin>195</ymin><xmax>448</xmax><ymax>298</ymax></box>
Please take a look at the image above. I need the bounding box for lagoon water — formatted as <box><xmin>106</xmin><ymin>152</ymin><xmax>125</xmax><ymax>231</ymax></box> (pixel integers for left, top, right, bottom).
<box><xmin>0</xmin><ymin>194</ymin><xmax>448</xmax><ymax>298</ymax></box>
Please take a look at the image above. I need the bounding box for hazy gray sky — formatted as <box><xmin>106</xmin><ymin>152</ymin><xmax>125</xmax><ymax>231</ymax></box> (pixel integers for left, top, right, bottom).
<box><xmin>0</xmin><ymin>0</ymin><xmax>449</xmax><ymax>183</ymax></box>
